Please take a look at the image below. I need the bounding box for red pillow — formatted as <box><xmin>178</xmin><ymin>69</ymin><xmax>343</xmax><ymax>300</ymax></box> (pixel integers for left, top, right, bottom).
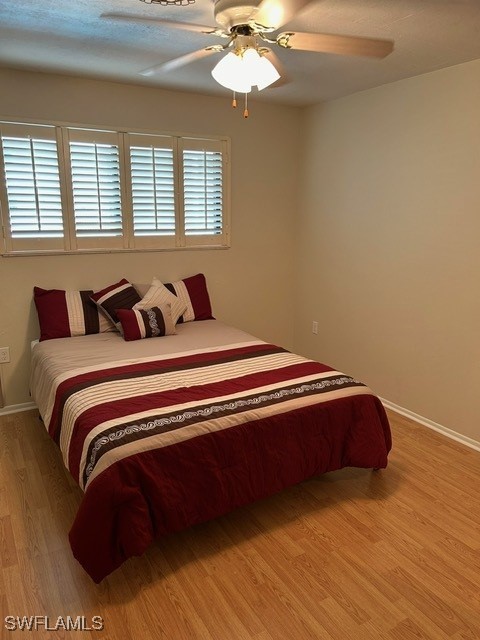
<box><xmin>116</xmin><ymin>305</ymin><xmax>175</xmax><ymax>341</ymax></box>
<box><xmin>90</xmin><ymin>279</ymin><xmax>141</xmax><ymax>328</ymax></box>
<box><xmin>34</xmin><ymin>287</ymin><xmax>114</xmax><ymax>341</ymax></box>
<box><xmin>163</xmin><ymin>273</ymin><xmax>213</xmax><ymax>323</ymax></box>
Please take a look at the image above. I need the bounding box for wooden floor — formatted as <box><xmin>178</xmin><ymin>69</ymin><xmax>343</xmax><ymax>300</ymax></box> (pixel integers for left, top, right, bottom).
<box><xmin>0</xmin><ymin>409</ymin><xmax>479</xmax><ymax>640</ymax></box>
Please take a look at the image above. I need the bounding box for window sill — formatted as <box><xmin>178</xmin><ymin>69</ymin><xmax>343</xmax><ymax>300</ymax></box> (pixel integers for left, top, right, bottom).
<box><xmin>0</xmin><ymin>244</ymin><xmax>230</xmax><ymax>258</ymax></box>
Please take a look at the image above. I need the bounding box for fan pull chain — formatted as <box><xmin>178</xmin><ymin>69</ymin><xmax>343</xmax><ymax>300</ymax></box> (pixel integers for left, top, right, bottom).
<box><xmin>243</xmin><ymin>93</ymin><xmax>249</xmax><ymax>118</ymax></box>
<box><xmin>228</xmin><ymin>91</ymin><xmax>249</xmax><ymax>118</ymax></box>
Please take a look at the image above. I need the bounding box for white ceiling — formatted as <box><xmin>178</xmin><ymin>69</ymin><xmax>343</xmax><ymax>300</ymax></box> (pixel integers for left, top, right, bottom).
<box><xmin>1</xmin><ymin>0</ymin><xmax>480</xmax><ymax>106</ymax></box>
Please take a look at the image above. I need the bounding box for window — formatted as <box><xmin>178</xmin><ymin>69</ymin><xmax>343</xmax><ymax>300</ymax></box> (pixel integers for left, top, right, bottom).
<box><xmin>128</xmin><ymin>134</ymin><xmax>176</xmax><ymax>250</ymax></box>
<box><xmin>0</xmin><ymin>123</ymin><xmax>65</xmax><ymax>252</ymax></box>
<box><xmin>182</xmin><ymin>138</ymin><xmax>223</xmax><ymax>239</ymax></box>
<box><xmin>0</xmin><ymin>121</ymin><xmax>230</xmax><ymax>254</ymax></box>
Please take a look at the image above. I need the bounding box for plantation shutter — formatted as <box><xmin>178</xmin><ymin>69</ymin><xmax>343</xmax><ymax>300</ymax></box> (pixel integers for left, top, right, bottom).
<box><xmin>0</xmin><ymin>122</ymin><xmax>230</xmax><ymax>254</ymax></box>
<box><xmin>65</xmin><ymin>128</ymin><xmax>124</xmax><ymax>249</ymax></box>
<box><xmin>0</xmin><ymin>123</ymin><xmax>65</xmax><ymax>252</ymax></box>
<box><xmin>127</xmin><ymin>134</ymin><xmax>176</xmax><ymax>249</ymax></box>
<box><xmin>180</xmin><ymin>137</ymin><xmax>227</xmax><ymax>246</ymax></box>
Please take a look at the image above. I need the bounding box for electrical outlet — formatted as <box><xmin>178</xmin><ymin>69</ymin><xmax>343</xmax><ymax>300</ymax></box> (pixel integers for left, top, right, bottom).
<box><xmin>0</xmin><ymin>347</ymin><xmax>10</xmax><ymax>363</ymax></box>
<box><xmin>312</xmin><ymin>321</ymin><xmax>318</xmax><ymax>335</ymax></box>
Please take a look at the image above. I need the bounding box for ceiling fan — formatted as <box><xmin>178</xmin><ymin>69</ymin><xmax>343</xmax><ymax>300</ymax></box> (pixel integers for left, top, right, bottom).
<box><xmin>102</xmin><ymin>0</ymin><xmax>394</xmax><ymax>115</ymax></box>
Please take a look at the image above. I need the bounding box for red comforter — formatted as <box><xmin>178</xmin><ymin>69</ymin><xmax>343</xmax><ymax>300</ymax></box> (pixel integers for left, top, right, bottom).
<box><xmin>45</xmin><ymin>342</ymin><xmax>391</xmax><ymax>582</ymax></box>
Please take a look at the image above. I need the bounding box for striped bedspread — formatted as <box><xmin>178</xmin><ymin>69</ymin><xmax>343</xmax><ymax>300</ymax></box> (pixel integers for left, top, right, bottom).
<box><xmin>41</xmin><ymin>339</ymin><xmax>392</xmax><ymax>582</ymax></box>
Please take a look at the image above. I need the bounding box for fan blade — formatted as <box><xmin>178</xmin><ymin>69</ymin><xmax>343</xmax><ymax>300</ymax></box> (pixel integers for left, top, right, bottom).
<box><xmin>101</xmin><ymin>12</ymin><xmax>220</xmax><ymax>35</ymax></box>
<box><xmin>277</xmin><ymin>31</ymin><xmax>394</xmax><ymax>58</ymax></box>
<box><xmin>140</xmin><ymin>47</ymin><xmax>221</xmax><ymax>76</ymax></box>
<box><xmin>251</xmin><ymin>0</ymin><xmax>315</xmax><ymax>30</ymax></box>
<box><xmin>261</xmin><ymin>50</ymin><xmax>291</xmax><ymax>86</ymax></box>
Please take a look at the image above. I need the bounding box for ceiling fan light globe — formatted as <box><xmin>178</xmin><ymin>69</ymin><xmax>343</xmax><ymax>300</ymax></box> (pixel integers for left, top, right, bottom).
<box><xmin>241</xmin><ymin>47</ymin><xmax>261</xmax><ymax>67</ymax></box>
<box><xmin>211</xmin><ymin>45</ymin><xmax>280</xmax><ymax>94</ymax></box>
<box><xmin>255</xmin><ymin>55</ymin><xmax>280</xmax><ymax>90</ymax></box>
<box><xmin>212</xmin><ymin>51</ymin><xmax>252</xmax><ymax>92</ymax></box>
<box><xmin>240</xmin><ymin>47</ymin><xmax>280</xmax><ymax>90</ymax></box>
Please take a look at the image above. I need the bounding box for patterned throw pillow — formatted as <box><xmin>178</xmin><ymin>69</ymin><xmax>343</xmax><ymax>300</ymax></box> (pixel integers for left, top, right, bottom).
<box><xmin>116</xmin><ymin>305</ymin><xmax>175</xmax><ymax>341</ymax></box>
<box><xmin>133</xmin><ymin>277</ymin><xmax>187</xmax><ymax>325</ymax></box>
<box><xmin>34</xmin><ymin>287</ymin><xmax>115</xmax><ymax>341</ymax></box>
<box><xmin>90</xmin><ymin>279</ymin><xmax>141</xmax><ymax>328</ymax></box>
<box><xmin>163</xmin><ymin>273</ymin><xmax>213</xmax><ymax>323</ymax></box>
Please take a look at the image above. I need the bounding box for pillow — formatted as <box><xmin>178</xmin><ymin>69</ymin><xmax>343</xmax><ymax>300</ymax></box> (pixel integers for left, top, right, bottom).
<box><xmin>34</xmin><ymin>287</ymin><xmax>115</xmax><ymax>341</ymax></box>
<box><xmin>116</xmin><ymin>305</ymin><xmax>175</xmax><ymax>341</ymax></box>
<box><xmin>90</xmin><ymin>279</ymin><xmax>141</xmax><ymax>328</ymax></box>
<box><xmin>133</xmin><ymin>277</ymin><xmax>187</xmax><ymax>325</ymax></box>
<box><xmin>163</xmin><ymin>273</ymin><xmax>213</xmax><ymax>323</ymax></box>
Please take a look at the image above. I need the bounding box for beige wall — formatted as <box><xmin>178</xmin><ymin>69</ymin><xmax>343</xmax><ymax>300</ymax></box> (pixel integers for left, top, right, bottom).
<box><xmin>294</xmin><ymin>59</ymin><xmax>480</xmax><ymax>442</ymax></box>
<box><xmin>0</xmin><ymin>68</ymin><xmax>302</xmax><ymax>406</ymax></box>
<box><xmin>3</xmin><ymin>62</ymin><xmax>479</xmax><ymax>445</ymax></box>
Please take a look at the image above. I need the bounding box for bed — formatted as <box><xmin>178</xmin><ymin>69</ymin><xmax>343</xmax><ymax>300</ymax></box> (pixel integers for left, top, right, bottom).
<box><xmin>30</xmin><ymin>319</ymin><xmax>391</xmax><ymax>582</ymax></box>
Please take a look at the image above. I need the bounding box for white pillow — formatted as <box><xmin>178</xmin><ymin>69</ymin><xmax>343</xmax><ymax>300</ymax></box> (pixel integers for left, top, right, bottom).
<box><xmin>133</xmin><ymin>277</ymin><xmax>187</xmax><ymax>325</ymax></box>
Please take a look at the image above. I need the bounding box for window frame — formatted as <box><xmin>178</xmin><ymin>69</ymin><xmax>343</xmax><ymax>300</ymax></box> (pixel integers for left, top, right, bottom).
<box><xmin>0</xmin><ymin>122</ymin><xmax>68</xmax><ymax>253</ymax></box>
<box><xmin>63</xmin><ymin>127</ymin><xmax>127</xmax><ymax>252</ymax></box>
<box><xmin>181</xmin><ymin>137</ymin><xmax>227</xmax><ymax>248</ymax></box>
<box><xmin>126</xmin><ymin>132</ymin><xmax>177</xmax><ymax>251</ymax></box>
<box><xmin>0</xmin><ymin>117</ymin><xmax>231</xmax><ymax>256</ymax></box>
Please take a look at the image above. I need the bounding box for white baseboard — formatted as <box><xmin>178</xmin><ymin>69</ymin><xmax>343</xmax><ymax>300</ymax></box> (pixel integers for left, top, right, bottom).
<box><xmin>381</xmin><ymin>397</ymin><xmax>480</xmax><ymax>453</ymax></box>
<box><xmin>0</xmin><ymin>401</ymin><xmax>36</xmax><ymax>416</ymax></box>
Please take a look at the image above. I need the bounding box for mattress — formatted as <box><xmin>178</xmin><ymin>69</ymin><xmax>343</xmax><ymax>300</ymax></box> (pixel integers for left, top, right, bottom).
<box><xmin>30</xmin><ymin>320</ymin><xmax>392</xmax><ymax>582</ymax></box>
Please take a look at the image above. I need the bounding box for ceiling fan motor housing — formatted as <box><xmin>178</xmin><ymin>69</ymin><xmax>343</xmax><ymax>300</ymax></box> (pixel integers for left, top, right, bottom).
<box><xmin>214</xmin><ymin>0</ymin><xmax>263</xmax><ymax>30</ymax></box>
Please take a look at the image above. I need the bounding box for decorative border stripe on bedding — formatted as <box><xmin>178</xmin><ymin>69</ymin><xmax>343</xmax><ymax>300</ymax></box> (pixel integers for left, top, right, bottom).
<box><xmin>44</xmin><ymin>343</ymin><xmax>372</xmax><ymax>491</ymax></box>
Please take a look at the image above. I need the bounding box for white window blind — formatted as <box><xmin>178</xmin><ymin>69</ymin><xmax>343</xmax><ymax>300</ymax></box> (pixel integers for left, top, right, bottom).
<box><xmin>0</xmin><ymin>121</ymin><xmax>230</xmax><ymax>254</ymax></box>
<box><xmin>129</xmin><ymin>136</ymin><xmax>175</xmax><ymax>238</ymax></box>
<box><xmin>69</xmin><ymin>142</ymin><xmax>122</xmax><ymax>237</ymax></box>
<box><xmin>2</xmin><ymin>137</ymin><xmax>63</xmax><ymax>238</ymax></box>
<box><xmin>182</xmin><ymin>139</ymin><xmax>223</xmax><ymax>239</ymax></box>
<box><xmin>0</xmin><ymin>123</ymin><xmax>65</xmax><ymax>252</ymax></box>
